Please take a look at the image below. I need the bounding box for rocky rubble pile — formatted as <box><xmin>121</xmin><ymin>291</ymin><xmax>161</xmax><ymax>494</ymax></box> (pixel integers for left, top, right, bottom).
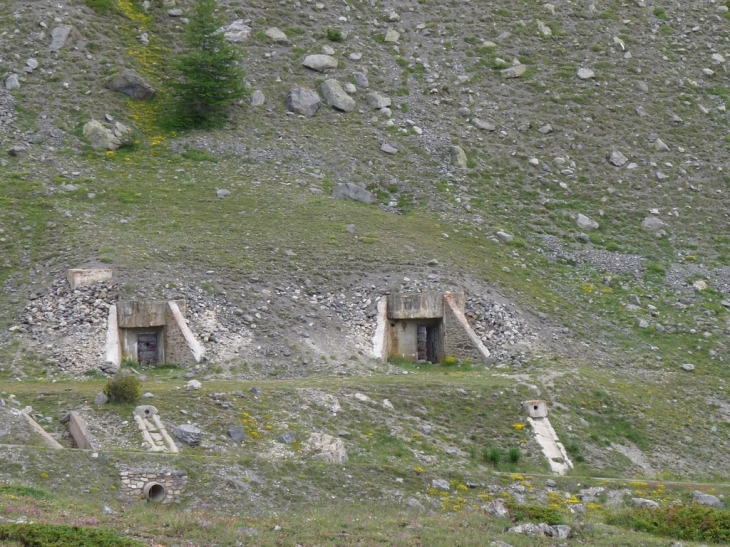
<box><xmin>16</xmin><ymin>278</ymin><xmax>117</xmax><ymax>373</ymax></box>
<box><xmin>465</xmin><ymin>296</ymin><xmax>536</xmax><ymax>364</ymax></box>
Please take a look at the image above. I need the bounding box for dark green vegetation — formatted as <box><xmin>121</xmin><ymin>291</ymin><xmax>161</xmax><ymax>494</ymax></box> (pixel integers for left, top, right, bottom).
<box><xmin>0</xmin><ymin>524</ymin><xmax>142</xmax><ymax>547</ymax></box>
<box><xmin>164</xmin><ymin>0</ymin><xmax>246</xmax><ymax>129</ymax></box>
<box><xmin>102</xmin><ymin>372</ymin><xmax>141</xmax><ymax>403</ymax></box>
<box><xmin>608</xmin><ymin>504</ymin><xmax>730</xmax><ymax>543</ymax></box>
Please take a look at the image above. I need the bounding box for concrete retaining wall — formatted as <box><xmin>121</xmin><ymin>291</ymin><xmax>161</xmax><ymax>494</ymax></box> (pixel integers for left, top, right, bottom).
<box><xmin>119</xmin><ymin>468</ymin><xmax>187</xmax><ymax>503</ymax></box>
<box><xmin>67</xmin><ymin>268</ymin><xmax>113</xmax><ymax>290</ymax></box>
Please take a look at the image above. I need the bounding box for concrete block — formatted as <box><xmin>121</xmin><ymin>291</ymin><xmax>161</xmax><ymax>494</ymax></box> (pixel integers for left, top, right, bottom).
<box><xmin>524</xmin><ymin>400</ymin><xmax>548</xmax><ymax>418</ymax></box>
<box><xmin>67</xmin><ymin>268</ymin><xmax>113</xmax><ymax>290</ymax></box>
<box><xmin>387</xmin><ymin>292</ymin><xmax>445</xmax><ymax>319</ymax></box>
<box><xmin>68</xmin><ymin>411</ymin><xmax>94</xmax><ymax>450</ymax></box>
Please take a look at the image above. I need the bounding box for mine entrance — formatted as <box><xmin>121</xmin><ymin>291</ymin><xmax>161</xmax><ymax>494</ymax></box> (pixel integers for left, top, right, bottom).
<box><xmin>137</xmin><ymin>333</ymin><xmax>159</xmax><ymax>365</ymax></box>
<box><xmin>417</xmin><ymin>324</ymin><xmax>439</xmax><ymax>362</ymax></box>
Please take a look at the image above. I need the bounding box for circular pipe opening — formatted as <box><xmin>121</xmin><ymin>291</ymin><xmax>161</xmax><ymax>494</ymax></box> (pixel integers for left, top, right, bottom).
<box><xmin>143</xmin><ymin>482</ymin><xmax>167</xmax><ymax>502</ymax></box>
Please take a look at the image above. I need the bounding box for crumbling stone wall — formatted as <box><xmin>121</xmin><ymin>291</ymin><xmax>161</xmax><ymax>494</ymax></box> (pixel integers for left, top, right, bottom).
<box><xmin>442</xmin><ymin>300</ymin><xmax>487</xmax><ymax>364</ymax></box>
<box><xmin>164</xmin><ymin>305</ymin><xmax>196</xmax><ymax>366</ymax></box>
<box><xmin>119</xmin><ymin>468</ymin><xmax>187</xmax><ymax>503</ymax></box>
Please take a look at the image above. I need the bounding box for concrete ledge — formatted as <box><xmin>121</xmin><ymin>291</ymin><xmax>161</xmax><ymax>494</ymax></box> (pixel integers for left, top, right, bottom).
<box><xmin>167</xmin><ymin>301</ymin><xmax>204</xmax><ymax>363</ymax></box>
<box><xmin>23</xmin><ymin>412</ymin><xmax>63</xmax><ymax>449</ymax></box>
<box><xmin>68</xmin><ymin>411</ymin><xmax>94</xmax><ymax>450</ymax></box>
<box><xmin>67</xmin><ymin>268</ymin><xmax>113</xmax><ymax>290</ymax></box>
<box><xmin>372</xmin><ymin>296</ymin><xmax>388</xmax><ymax>359</ymax></box>
<box><xmin>105</xmin><ymin>304</ymin><xmax>121</xmax><ymax>371</ymax></box>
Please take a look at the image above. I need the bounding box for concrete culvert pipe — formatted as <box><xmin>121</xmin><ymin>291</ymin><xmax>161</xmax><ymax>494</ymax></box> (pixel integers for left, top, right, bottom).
<box><xmin>143</xmin><ymin>482</ymin><xmax>167</xmax><ymax>502</ymax></box>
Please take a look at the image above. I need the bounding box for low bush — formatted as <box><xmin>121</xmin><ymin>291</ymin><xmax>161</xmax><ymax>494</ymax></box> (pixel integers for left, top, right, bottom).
<box><xmin>607</xmin><ymin>504</ymin><xmax>730</xmax><ymax>543</ymax></box>
<box><xmin>326</xmin><ymin>28</ymin><xmax>344</xmax><ymax>42</ymax></box>
<box><xmin>0</xmin><ymin>524</ymin><xmax>142</xmax><ymax>546</ymax></box>
<box><xmin>103</xmin><ymin>372</ymin><xmax>141</xmax><ymax>403</ymax></box>
<box><xmin>505</xmin><ymin>501</ymin><xmax>564</xmax><ymax>525</ymax></box>
<box><xmin>483</xmin><ymin>446</ymin><xmax>502</xmax><ymax>466</ymax></box>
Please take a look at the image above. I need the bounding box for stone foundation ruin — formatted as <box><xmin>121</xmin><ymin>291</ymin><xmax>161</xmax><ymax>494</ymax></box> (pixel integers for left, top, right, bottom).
<box><xmin>119</xmin><ymin>467</ymin><xmax>187</xmax><ymax>503</ymax></box>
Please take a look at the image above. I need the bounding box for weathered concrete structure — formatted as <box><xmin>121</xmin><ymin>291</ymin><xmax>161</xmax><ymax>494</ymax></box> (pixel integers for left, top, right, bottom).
<box><xmin>119</xmin><ymin>467</ymin><xmax>187</xmax><ymax>503</ymax></box>
<box><xmin>373</xmin><ymin>292</ymin><xmax>490</xmax><ymax>364</ymax></box>
<box><xmin>66</xmin><ymin>268</ymin><xmax>114</xmax><ymax>290</ymax></box>
<box><xmin>105</xmin><ymin>300</ymin><xmax>204</xmax><ymax>368</ymax></box>
<box><xmin>67</xmin><ymin>411</ymin><xmax>95</xmax><ymax>450</ymax></box>
<box><xmin>522</xmin><ymin>400</ymin><xmax>574</xmax><ymax>475</ymax></box>
<box><xmin>132</xmin><ymin>405</ymin><xmax>179</xmax><ymax>453</ymax></box>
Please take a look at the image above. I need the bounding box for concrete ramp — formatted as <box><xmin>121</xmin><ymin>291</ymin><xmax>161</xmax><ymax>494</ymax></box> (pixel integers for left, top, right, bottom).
<box><xmin>528</xmin><ymin>416</ymin><xmax>573</xmax><ymax>475</ymax></box>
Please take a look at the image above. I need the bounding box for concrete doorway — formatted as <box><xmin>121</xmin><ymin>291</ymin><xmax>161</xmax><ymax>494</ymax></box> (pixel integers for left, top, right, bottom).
<box><xmin>137</xmin><ymin>332</ymin><xmax>159</xmax><ymax>366</ymax></box>
<box><xmin>417</xmin><ymin>324</ymin><xmax>439</xmax><ymax>362</ymax></box>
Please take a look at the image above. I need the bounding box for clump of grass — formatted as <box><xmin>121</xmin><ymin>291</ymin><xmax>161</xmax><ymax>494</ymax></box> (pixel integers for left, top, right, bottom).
<box><xmin>508</xmin><ymin>447</ymin><xmax>522</xmax><ymax>464</ymax></box>
<box><xmin>505</xmin><ymin>501</ymin><xmax>565</xmax><ymax>525</ymax></box>
<box><xmin>607</xmin><ymin>504</ymin><xmax>730</xmax><ymax>543</ymax></box>
<box><xmin>326</xmin><ymin>28</ymin><xmax>344</xmax><ymax>42</ymax></box>
<box><xmin>483</xmin><ymin>446</ymin><xmax>502</xmax><ymax>466</ymax></box>
<box><xmin>103</xmin><ymin>371</ymin><xmax>141</xmax><ymax>403</ymax></box>
<box><xmin>181</xmin><ymin>149</ymin><xmax>219</xmax><ymax>162</ymax></box>
<box><xmin>0</xmin><ymin>524</ymin><xmax>142</xmax><ymax>546</ymax></box>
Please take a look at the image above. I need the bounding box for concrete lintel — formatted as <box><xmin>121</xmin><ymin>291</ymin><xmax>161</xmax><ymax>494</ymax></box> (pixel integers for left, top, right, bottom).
<box><xmin>23</xmin><ymin>412</ymin><xmax>63</xmax><ymax>449</ymax></box>
<box><xmin>167</xmin><ymin>301</ymin><xmax>204</xmax><ymax>362</ymax></box>
<box><xmin>105</xmin><ymin>304</ymin><xmax>121</xmax><ymax>371</ymax></box>
<box><xmin>372</xmin><ymin>296</ymin><xmax>388</xmax><ymax>360</ymax></box>
<box><xmin>443</xmin><ymin>293</ymin><xmax>491</xmax><ymax>363</ymax></box>
<box><xmin>68</xmin><ymin>411</ymin><xmax>94</xmax><ymax>450</ymax></box>
<box><xmin>387</xmin><ymin>292</ymin><xmax>444</xmax><ymax>319</ymax></box>
<box><xmin>67</xmin><ymin>268</ymin><xmax>113</xmax><ymax>290</ymax></box>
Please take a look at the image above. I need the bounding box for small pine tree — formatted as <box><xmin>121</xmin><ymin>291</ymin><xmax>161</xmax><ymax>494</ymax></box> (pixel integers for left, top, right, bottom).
<box><xmin>167</xmin><ymin>0</ymin><xmax>246</xmax><ymax>129</ymax></box>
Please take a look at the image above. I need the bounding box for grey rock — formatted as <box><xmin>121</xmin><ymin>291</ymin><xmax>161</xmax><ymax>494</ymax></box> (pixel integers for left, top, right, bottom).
<box><xmin>83</xmin><ymin>120</ymin><xmax>123</xmax><ymax>150</ymax></box>
<box><xmin>450</xmin><ymin>145</ymin><xmax>468</xmax><ymax>168</ymax></box>
<box><xmin>94</xmin><ymin>392</ymin><xmax>108</xmax><ymax>405</ymax></box>
<box><xmin>219</xmin><ymin>20</ymin><xmax>251</xmax><ymax>42</ymax></box>
<box><xmin>638</xmin><ymin>319</ymin><xmax>649</xmax><ymax>329</ymax></box>
<box><xmin>7</xmin><ymin>143</ymin><xmax>29</xmax><ymax>157</ymax></box>
<box><xmin>501</xmin><ymin>65</ymin><xmax>527</xmax><ymax>78</ymax></box>
<box><xmin>332</xmin><ymin>183</ymin><xmax>373</xmax><ymax>204</ymax></box>
<box><xmin>680</xmin><ymin>363</ymin><xmax>695</xmax><ymax>372</ymax></box>
<box><xmin>26</xmin><ymin>58</ymin><xmax>39</xmax><ymax>70</ymax></box>
<box><xmin>366</xmin><ymin>91</ymin><xmax>391</xmax><ymax>109</ymax></box>
<box><xmin>344</xmin><ymin>83</ymin><xmax>356</xmax><ymax>94</ymax></box>
<box><xmin>508</xmin><ymin>523</ymin><xmax>544</xmax><ymax>536</ymax></box>
<box><xmin>168</xmin><ymin>8</ymin><xmax>183</xmax><ymax>16</ymax></box>
<box><xmin>106</xmin><ymin>69</ymin><xmax>156</xmax><ymax>100</ymax></box>
<box><xmin>421</xmin><ymin>424</ymin><xmax>432</xmax><ymax>435</ymax></box>
<box><xmin>141</xmin><ymin>392</ymin><xmax>154</xmax><ymax>398</ymax></box>
<box><xmin>346</xmin><ymin>224</ymin><xmax>357</xmax><ymax>234</ymax></box>
<box><xmin>173</xmin><ymin>424</ymin><xmax>203</xmax><ymax>446</ymax></box>
<box><xmin>0</xmin><ymin>429</ymin><xmax>7</xmax><ymax>439</ymax></box>
<box><xmin>349</xmin><ymin>52</ymin><xmax>362</xmax><ymax>61</ymax></box>
<box><xmin>496</xmin><ymin>230</ymin><xmax>514</xmax><ymax>243</ymax></box>
<box><xmin>302</xmin><ymin>54</ymin><xmax>338</xmax><ymax>72</ymax></box>
<box><xmin>473</xmin><ymin>118</ymin><xmax>496</xmax><ymax>131</ymax></box>
<box><xmin>405</xmin><ymin>497</ymin><xmax>425</xmax><ymax>511</ymax></box>
<box><xmin>546</xmin><ymin>479</ymin><xmax>557</xmax><ymax>487</ymax></box>
<box><xmin>641</xmin><ymin>216</ymin><xmax>666</xmax><ymax>231</ymax></box>
<box><xmin>321</xmin><ymin>80</ymin><xmax>356</xmax><ymax>112</ymax></box>
<box><xmin>227</xmin><ymin>424</ymin><xmax>244</xmax><ymax>442</ymax></box>
<box><xmin>286</xmin><ymin>86</ymin><xmax>322</xmax><ymax>117</ymax></box>
<box><xmin>250</xmin><ymin>89</ymin><xmax>265</xmax><ymax>106</ymax></box>
<box><xmin>576</xmin><ymin>213</ymin><xmax>599</xmax><ymax>231</ymax></box>
<box><xmin>384</xmin><ymin>28</ymin><xmax>400</xmax><ymax>42</ymax></box>
<box><xmin>538</xmin><ymin>124</ymin><xmax>553</xmax><ymax>134</ymax></box>
<box><xmin>185</xmin><ymin>379</ymin><xmax>202</xmax><ymax>390</ymax></box>
<box><xmin>629</xmin><ymin>294</ymin><xmax>642</xmax><ymax>306</ymax></box>
<box><xmin>353</xmin><ymin>71</ymin><xmax>369</xmax><ymax>88</ymax></box>
<box><xmin>482</xmin><ymin>499</ymin><xmax>510</xmax><ymax>517</ymax></box>
<box><xmin>265</xmin><ymin>27</ymin><xmax>288</xmax><ymax>43</ymax></box>
<box><xmin>216</xmin><ymin>189</ymin><xmax>231</xmax><ymax>198</ymax></box>
<box><xmin>608</xmin><ymin>150</ymin><xmax>628</xmax><ymax>167</ymax></box>
<box><xmin>551</xmin><ymin>525</ymin><xmax>572</xmax><ymax>539</ymax></box>
<box><xmin>431</xmin><ymin>478</ymin><xmax>450</xmax><ymax>491</ymax></box>
<box><xmin>577</xmin><ymin>67</ymin><xmax>595</xmax><ymax>79</ymax></box>
<box><xmin>631</xmin><ymin>497</ymin><xmax>659</xmax><ymax>508</ymax></box>
<box><xmin>654</xmin><ymin>138</ymin><xmax>669</xmax><ymax>152</ymax></box>
<box><xmin>427</xmin><ymin>258</ymin><xmax>438</xmax><ymax>265</ymax></box>
<box><xmin>278</xmin><ymin>431</ymin><xmax>295</xmax><ymax>444</ymax></box>
<box><xmin>381</xmin><ymin>143</ymin><xmax>398</xmax><ymax>155</ymax></box>
<box><xmin>5</xmin><ymin>74</ymin><xmax>19</xmax><ymax>91</ymax></box>
<box><xmin>250</xmin><ymin>387</ymin><xmax>262</xmax><ymax>395</ymax></box>
<box><xmin>50</xmin><ymin>25</ymin><xmax>73</xmax><ymax>51</ymax></box>
<box><xmin>692</xmin><ymin>491</ymin><xmax>723</xmax><ymax>508</ymax></box>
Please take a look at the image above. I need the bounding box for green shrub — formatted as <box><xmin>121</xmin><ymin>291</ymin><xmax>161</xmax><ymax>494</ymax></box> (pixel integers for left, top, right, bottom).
<box><xmin>508</xmin><ymin>447</ymin><xmax>522</xmax><ymax>464</ymax></box>
<box><xmin>103</xmin><ymin>372</ymin><xmax>141</xmax><ymax>403</ymax></box>
<box><xmin>506</xmin><ymin>502</ymin><xmax>564</xmax><ymax>525</ymax></box>
<box><xmin>607</xmin><ymin>504</ymin><xmax>730</xmax><ymax>543</ymax></box>
<box><xmin>326</xmin><ymin>28</ymin><xmax>344</xmax><ymax>42</ymax></box>
<box><xmin>0</xmin><ymin>524</ymin><xmax>142</xmax><ymax>546</ymax></box>
<box><xmin>483</xmin><ymin>446</ymin><xmax>502</xmax><ymax>466</ymax></box>
<box><xmin>83</xmin><ymin>0</ymin><xmax>116</xmax><ymax>14</ymax></box>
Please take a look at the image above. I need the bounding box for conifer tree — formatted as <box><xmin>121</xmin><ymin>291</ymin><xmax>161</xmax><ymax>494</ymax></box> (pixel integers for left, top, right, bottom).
<box><xmin>168</xmin><ymin>0</ymin><xmax>245</xmax><ymax>129</ymax></box>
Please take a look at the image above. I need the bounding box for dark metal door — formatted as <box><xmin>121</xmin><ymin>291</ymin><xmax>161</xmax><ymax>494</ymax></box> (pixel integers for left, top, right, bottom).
<box><xmin>427</xmin><ymin>326</ymin><xmax>438</xmax><ymax>363</ymax></box>
<box><xmin>417</xmin><ymin>325</ymin><xmax>427</xmax><ymax>361</ymax></box>
<box><xmin>137</xmin><ymin>333</ymin><xmax>158</xmax><ymax>365</ymax></box>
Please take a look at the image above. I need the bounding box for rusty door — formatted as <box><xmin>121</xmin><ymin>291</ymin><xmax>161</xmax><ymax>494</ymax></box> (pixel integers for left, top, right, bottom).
<box><xmin>137</xmin><ymin>333</ymin><xmax>158</xmax><ymax>365</ymax></box>
<box><xmin>417</xmin><ymin>325</ymin><xmax>428</xmax><ymax>361</ymax></box>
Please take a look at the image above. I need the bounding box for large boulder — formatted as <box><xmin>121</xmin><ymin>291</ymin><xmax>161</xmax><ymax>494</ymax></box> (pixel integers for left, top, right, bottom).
<box><xmin>450</xmin><ymin>145</ymin><xmax>468</xmax><ymax>168</ymax></box>
<box><xmin>286</xmin><ymin>86</ymin><xmax>322</xmax><ymax>117</ymax></box>
<box><xmin>576</xmin><ymin>213</ymin><xmax>599</xmax><ymax>231</ymax></box>
<box><xmin>321</xmin><ymin>80</ymin><xmax>355</xmax><ymax>112</ymax></box>
<box><xmin>265</xmin><ymin>27</ymin><xmax>288</xmax><ymax>43</ymax></box>
<box><xmin>5</xmin><ymin>74</ymin><xmax>20</xmax><ymax>91</ymax></box>
<box><xmin>83</xmin><ymin>119</ymin><xmax>130</xmax><ymax>150</ymax></box>
<box><xmin>641</xmin><ymin>216</ymin><xmax>666</xmax><ymax>232</ymax></box>
<box><xmin>692</xmin><ymin>491</ymin><xmax>724</xmax><ymax>508</ymax></box>
<box><xmin>307</xmin><ymin>432</ymin><xmax>348</xmax><ymax>463</ymax></box>
<box><xmin>501</xmin><ymin>64</ymin><xmax>526</xmax><ymax>78</ymax></box>
<box><xmin>218</xmin><ymin>20</ymin><xmax>251</xmax><ymax>42</ymax></box>
<box><xmin>50</xmin><ymin>25</ymin><xmax>74</xmax><ymax>51</ymax></box>
<box><xmin>366</xmin><ymin>91</ymin><xmax>391</xmax><ymax>109</ymax></box>
<box><xmin>106</xmin><ymin>69</ymin><xmax>156</xmax><ymax>100</ymax></box>
<box><xmin>332</xmin><ymin>183</ymin><xmax>373</xmax><ymax>204</ymax></box>
<box><xmin>302</xmin><ymin>54</ymin><xmax>338</xmax><ymax>72</ymax></box>
<box><xmin>173</xmin><ymin>424</ymin><xmax>202</xmax><ymax>446</ymax></box>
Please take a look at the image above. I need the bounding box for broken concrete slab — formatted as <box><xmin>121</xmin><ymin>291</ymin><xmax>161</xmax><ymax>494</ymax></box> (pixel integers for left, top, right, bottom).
<box><xmin>68</xmin><ymin>411</ymin><xmax>94</xmax><ymax>450</ymax></box>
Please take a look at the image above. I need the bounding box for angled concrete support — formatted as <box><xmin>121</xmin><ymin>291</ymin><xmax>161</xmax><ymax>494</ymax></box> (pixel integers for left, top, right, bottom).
<box><xmin>105</xmin><ymin>304</ymin><xmax>121</xmax><ymax>371</ymax></box>
<box><xmin>68</xmin><ymin>411</ymin><xmax>94</xmax><ymax>450</ymax></box>
<box><xmin>23</xmin><ymin>412</ymin><xmax>63</xmax><ymax>449</ymax></box>
<box><xmin>167</xmin><ymin>301</ymin><xmax>204</xmax><ymax>363</ymax></box>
